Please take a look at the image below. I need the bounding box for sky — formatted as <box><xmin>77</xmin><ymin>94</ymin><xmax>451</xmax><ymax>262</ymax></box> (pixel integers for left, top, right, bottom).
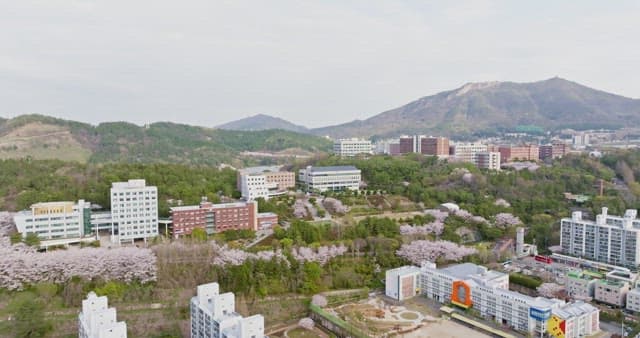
<box><xmin>1</xmin><ymin>1</ymin><xmax>639</xmax><ymax>128</ymax></box>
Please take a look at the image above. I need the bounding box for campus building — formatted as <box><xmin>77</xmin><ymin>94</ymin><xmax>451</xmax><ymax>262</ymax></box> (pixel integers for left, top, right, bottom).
<box><xmin>560</xmin><ymin>208</ymin><xmax>640</xmax><ymax>268</ymax></box>
<box><xmin>420</xmin><ymin>137</ymin><xmax>450</xmax><ymax>157</ymax></box>
<box><xmin>385</xmin><ymin>266</ymin><xmax>421</xmax><ymax>301</ymax></box>
<box><xmin>170</xmin><ymin>199</ymin><xmax>277</xmax><ymax>237</ymax></box>
<box><xmin>333</xmin><ymin>138</ymin><xmax>373</xmax><ymax>157</ymax></box>
<box><xmin>594</xmin><ymin>279</ymin><xmax>630</xmax><ymax>307</ymax></box>
<box><xmin>190</xmin><ymin>282</ymin><xmax>266</xmax><ymax>338</ymax></box>
<box><xmin>449</xmin><ymin>142</ymin><xmax>488</xmax><ymax>163</ymax></box>
<box><xmin>386</xmin><ymin>262</ymin><xmax>600</xmax><ymax>337</ymax></box>
<box><xmin>78</xmin><ymin>292</ymin><xmax>127</xmax><ymax>338</ymax></box>
<box><xmin>499</xmin><ymin>145</ymin><xmax>539</xmax><ymax>162</ymax></box>
<box><xmin>298</xmin><ymin>166</ymin><xmax>361</xmax><ymax>192</ymax></box>
<box><xmin>626</xmin><ymin>287</ymin><xmax>640</xmax><ymax>312</ymax></box>
<box><xmin>475</xmin><ymin>152</ymin><xmax>501</xmax><ymax>170</ymax></box>
<box><xmin>399</xmin><ymin>135</ymin><xmax>422</xmax><ymax>154</ymax></box>
<box><xmin>237</xmin><ymin>166</ymin><xmax>295</xmax><ymax>201</ymax></box>
<box><xmin>566</xmin><ymin>270</ymin><xmax>599</xmax><ymax>301</ymax></box>
<box><xmin>539</xmin><ymin>143</ymin><xmax>569</xmax><ymax>160</ymax></box>
<box><xmin>13</xmin><ymin>200</ymin><xmax>92</xmax><ymax>246</ymax></box>
<box><xmin>110</xmin><ymin>179</ymin><xmax>158</xmax><ymax>244</ymax></box>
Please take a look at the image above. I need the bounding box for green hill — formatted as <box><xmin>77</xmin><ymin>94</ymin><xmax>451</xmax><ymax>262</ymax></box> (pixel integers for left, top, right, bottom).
<box><xmin>0</xmin><ymin>114</ymin><xmax>331</xmax><ymax>165</ymax></box>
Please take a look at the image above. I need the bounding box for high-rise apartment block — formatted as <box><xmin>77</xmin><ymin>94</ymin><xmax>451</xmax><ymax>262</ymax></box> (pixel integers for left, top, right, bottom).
<box><xmin>190</xmin><ymin>282</ymin><xmax>265</xmax><ymax>338</ymax></box>
<box><xmin>298</xmin><ymin>166</ymin><xmax>360</xmax><ymax>192</ymax></box>
<box><xmin>561</xmin><ymin>208</ymin><xmax>640</xmax><ymax>268</ymax></box>
<box><xmin>237</xmin><ymin>166</ymin><xmax>295</xmax><ymax>201</ymax></box>
<box><xmin>13</xmin><ymin>200</ymin><xmax>92</xmax><ymax>246</ymax></box>
<box><xmin>110</xmin><ymin>179</ymin><xmax>158</xmax><ymax>244</ymax></box>
<box><xmin>79</xmin><ymin>292</ymin><xmax>127</xmax><ymax>338</ymax></box>
<box><xmin>333</xmin><ymin>138</ymin><xmax>373</xmax><ymax>157</ymax></box>
<box><xmin>170</xmin><ymin>199</ymin><xmax>276</xmax><ymax>237</ymax></box>
<box><xmin>499</xmin><ymin>145</ymin><xmax>539</xmax><ymax>162</ymax></box>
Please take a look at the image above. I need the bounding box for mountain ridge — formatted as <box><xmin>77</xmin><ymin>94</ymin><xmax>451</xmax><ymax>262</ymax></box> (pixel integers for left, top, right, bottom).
<box><xmin>217</xmin><ymin>113</ymin><xmax>309</xmax><ymax>133</ymax></box>
<box><xmin>310</xmin><ymin>77</ymin><xmax>640</xmax><ymax>138</ymax></box>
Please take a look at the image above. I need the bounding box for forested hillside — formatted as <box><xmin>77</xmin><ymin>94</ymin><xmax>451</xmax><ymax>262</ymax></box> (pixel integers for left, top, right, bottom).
<box><xmin>0</xmin><ymin>114</ymin><xmax>332</xmax><ymax>165</ymax></box>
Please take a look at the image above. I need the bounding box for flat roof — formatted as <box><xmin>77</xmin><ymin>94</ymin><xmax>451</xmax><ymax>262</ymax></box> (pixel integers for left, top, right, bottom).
<box><xmin>238</xmin><ymin>166</ymin><xmax>283</xmax><ymax>174</ymax></box>
<box><xmin>304</xmin><ymin>165</ymin><xmax>359</xmax><ymax>172</ymax></box>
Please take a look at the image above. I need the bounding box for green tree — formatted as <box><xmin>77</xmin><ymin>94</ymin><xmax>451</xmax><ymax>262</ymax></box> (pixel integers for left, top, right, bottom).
<box><xmin>191</xmin><ymin>228</ymin><xmax>208</xmax><ymax>242</ymax></box>
<box><xmin>9</xmin><ymin>294</ymin><xmax>52</xmax><ymax>338</ymax></box>
<box><xmin>23</xmin><ymin>233</ymin><xmax>40</xmax><ymax>247</ymax></box>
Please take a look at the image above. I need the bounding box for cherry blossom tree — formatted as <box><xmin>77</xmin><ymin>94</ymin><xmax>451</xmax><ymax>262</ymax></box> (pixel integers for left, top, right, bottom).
<box><xmin>311</xmin><ymin>294</ymin><xmax>328</xmax><ymax>307</ymax></box>
<box><xmin>494</xmin><ymin>213</ymin><xmax>522</xmax><ymax>228</ymax></box>
<box><xmin>396</xmin><ymin>240</ymin><xmax>477</xmax><ymax>265</ymax></box>
<box><xmin>298</xmin><ymin>317</ymin><xmax>315</xmax><ymax>330</ymax></box>
<box><xmin>291</xmin><ymin>244</ymin><xmax>348</xmax><ymax>265</ymax></box>
<box><xmin>537</xmin><ymin>283</ymin><xmax>564</xmax><ymax>298</ymax></box>
<box><xmin>494</xmin><ymin>199</ymin><xmax>511</xmax><ymax>208</ymax></box>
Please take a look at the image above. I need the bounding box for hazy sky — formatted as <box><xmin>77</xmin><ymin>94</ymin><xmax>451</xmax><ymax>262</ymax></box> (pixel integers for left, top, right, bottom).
<box><xmin>1</xmin><ymin>1</ymin><xmax>639</xmax><ymax>128</ymax></box>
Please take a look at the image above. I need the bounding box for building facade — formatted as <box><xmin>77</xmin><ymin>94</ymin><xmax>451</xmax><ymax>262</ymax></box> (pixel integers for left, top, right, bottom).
<box><xmin>298</xmin><ymin>166</ymin><xmax>361</xmax><ymax>192</ymax></box>
<box><xmin>539</xmin><ymin>143</ymin><xmax>569</xmax><ymax>160</ymax></box>
<box><xmin>499</xmin><ymin>145</ymin><xmax>540</xmax><ymax>162</ymax></box>
<box><xmin>626</xmin><ymin>287</ymin><xmax>640</xmax><ymax>312</ymax></box>
<box><xmin>421</xmin><ymin>137</ymin><xmax>450</xmax><ymax>157</ymax></box>
<box><xmin>399</xmin><ymin>136</ymin><xmax>421</xmax><ymax>154</ymax></box>
<box><xmin>566</xmin><ymin>271</ymin><xmax>598</xmax><ymax>301</ymax></box>
<box><xmin>594</xmin><ymin>279</ymin><xmax>630</xmax><ymax>307</ymax></box>
<box><xmin>385</xmin><ymin>266</ymin><xmax>421</xmax><ymax>301</ymax></box>
<box><xmin>387</xmin><ymin>262</ymin><xmax>600</xmax><ymax>337</ymax></box>
<box><xmin>79</xmin><ymin>292</ymin><xmax>127</xmax><ymax>338</ymax></box>
<box><xmin>560</xmin><ymin>208</ymin><xmax>640</xmax><ymax>268</ymax></box>
<box><xmin>450</xmin><ymin>142</ymin><xmax>488</xmax><ymax>163</ymax></box>
<box><xmin>170</xmin><ymin>200</ymin><xmax>272</xmax><ymax>237</ymax></box>
<box><xmin>13</xmin><ymin>200</ymin><xmax>92</xmax><ymax>245</ymax></box>
<box><xmin>110</xmin><ymin>179</ymin><xmax>158</xmax><ymax>244</ymax></box>
<box><xmin>237</xmin><ymin>166</ymin><xmax>295</xmax><ymax>201</ymax></box>
<box><xmin>190</xmin><ymin>282</ymin><xmax>265</xmax><ymax>338</ymax></box>
<box><xmin>333</xmin><ymin>138</ymin><xmax>373</xmax><ymax>157</ymax></box>
<box><xmin>475</xmin><ymin>152</ymin><xmax>501</xmax><ymax>170</ymax></box>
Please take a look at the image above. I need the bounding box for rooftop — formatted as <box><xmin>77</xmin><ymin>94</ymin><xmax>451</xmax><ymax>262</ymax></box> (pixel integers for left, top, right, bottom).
<box><xmin>304</xmin><ymin>165</ymin><xmax>359</xmax><ymax>173</ymax></box>
<box><xmin>553</xmin><ymin>301</ymin><xmax>597</xmax><ymax>319</ymax></box>
<box><xmin>238</xmin><ymin>166</ymin><xmax>283</xmax><ymax>174</ymax></box>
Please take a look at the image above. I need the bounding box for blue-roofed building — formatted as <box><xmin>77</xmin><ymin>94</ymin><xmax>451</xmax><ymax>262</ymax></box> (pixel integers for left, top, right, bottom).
<box><xmin>298</xmin><ymin>165</ymin><xmax>361</xmax><ymax>192</ymax></box>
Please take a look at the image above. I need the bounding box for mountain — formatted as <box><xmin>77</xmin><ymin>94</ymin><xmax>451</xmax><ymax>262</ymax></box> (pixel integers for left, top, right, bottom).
<box><xmin>217</xmin><ymin>114</ymin><xmax>309</xmax><ymax>133</ymax></box>
<box><xmin>0</xmin><ymin>114</ymin><xmax>331</xmax><ymax>165</ymax></box>
<box><xmin>312</xmin><ymin>77</ymin><xmax>640</xmax><ymax>138</ymax></box>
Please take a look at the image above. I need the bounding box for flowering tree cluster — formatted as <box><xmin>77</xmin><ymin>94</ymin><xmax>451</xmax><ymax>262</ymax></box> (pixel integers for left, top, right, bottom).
<box><xmin>424</xmin><ymin>209</ymin><xmax>449</xmax><ymax>222</ymax></box>
<box><xmin>322</xmin><ymin>197</ymin><xmax>349</xmax><ymax>214</ymax></box>
<box><xmin>494</xmin><ymin>212</ymin><xmax>522</xmax><ymax>228</ymax></box>
<box><xmin>399</xmin><ymin>221</ymin><xmax>444</xmax><ymax>236</ymax></box>
<box><xmin>462</xmin><ymin>172</ymin><xmax>474</xmax><ymax>183</ymax></box>
<box><xmin>452</xmin><ymin>209</ymin><xmax>489</xmax><ymax>225</ymax></box>
<box><xmin>537</xmin><ymin>283</ymin><xmax>564</xmax><ymax>298</ymax></box>
<box><xmin>298</xmin><ymin>317</ymin><xmax>315</xmax><ymax>330</ymax></box>
<box><xmin>0</xmin><ymin>212</ymin><xmax>15</xmax><ymax>237</ymax></box>
<box><xmin>293</xmin><ymin>200</ymin><xmax>308</xmax><ymax>218</ymax></box>
<box><xmin>311</xmin><ymin>294</ymin><xmax>328</xmax><ymax>307</ymax></box>
<box><xmin>0</xmin><ymin>238</ymin><xmax>157</xmax><ymax>290</ymax></box>
<box><xmin>396</xmin><ymin>240</ymin><xmax>477</xmax><ymax>265</ymax></box>
<box><xmin>494</xmin><ymin>198</ymin><xmax>511</xmax><ymax>208</ymax></box>
<box><xmin>291</xmin><ymin>244</ymin><xmax>348</xmax><ymax>265</ymax></box>
<box><xmin>210</xmin><ymin>242</ymin><xmax>288</xmax><ymax>266</ymax></box>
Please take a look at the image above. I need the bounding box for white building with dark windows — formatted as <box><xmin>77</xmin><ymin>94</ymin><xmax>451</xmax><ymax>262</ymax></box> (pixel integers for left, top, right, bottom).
<box><xmin>13</xmin><ymin>200</ymin><xmax>92</xmax><ymax>246</ymax></box>
<box><xmin>190</xmin><ymin>282</ymin><xmax>265</xmax><ymax>338</ymax></box>
<box><xmin>78</xmin><ymin>292</ymin><xmax>127</xmax><ymax>338</ymax></box>
<box><xmin>450</xmin><ymin>142</ymin><xmax>488</xmax><ymax>163</ymax></box>
<box><xmin>476</xmin><ymin>151</ymin><xmax>501</xmax><ymax>170</ymax></box>
<box><xmin>110</xmin><ymin>179</ymin><xmax>158</xmax><ymax>244</ymax></box>
<box><xmin>298</xmin><ymin>166</ymin><xmax>361</xmax><ymax>192</ymax></box>
<box><xmin>237</xmin><ymin>166</ymin><xmax>295</xmax><ymax>201</ymax></box>
<box><xmin>333</xmin><ymin>138</ymin><xmax>373</xmax><ymax>157</ymax></box>
<box><xmin>560</xmin><ymin>208</ymin><xmax>640</xmax><ymax>268</ymax></box>
<box><xmin>387</xmin><ymin>262</ymin><xmax>600</xmax><ymax>337</ymax></box>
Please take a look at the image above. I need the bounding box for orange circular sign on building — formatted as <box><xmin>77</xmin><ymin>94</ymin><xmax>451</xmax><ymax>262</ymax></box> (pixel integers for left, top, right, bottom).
<box><xmin>451</xmin><ymin>280</ymin><xmax>472</xmax><ymax>308</ymax></box>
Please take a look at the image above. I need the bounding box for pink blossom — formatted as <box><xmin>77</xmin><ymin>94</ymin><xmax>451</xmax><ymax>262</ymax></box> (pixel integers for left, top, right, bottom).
<box><xmin>537</xmin><ymin>283</ymin><xmax>564</xmax><ymax>298</ymax></box>
<box><xmin>311</xmin><ymin>294</ymin><xmax>328</xmax><ymax>307</ymax></box>
<box><xmin>298</xmin><ymin>317</ymin><xmax>315</xmax><ymax>330</ymax></box>
<box><xmin>291</xmin><ymin>244</ymin><xmax>347</xmax><ymax>265</ymax></box>
<box><xmin>494</xmin><ymin>213</ymin><xmax>522</xmax><ymax>228</ymax></box>
<box><xmin>396</xmin><ymin>240</ymin><xmax>477</xmax><ymax>265</ymax></box>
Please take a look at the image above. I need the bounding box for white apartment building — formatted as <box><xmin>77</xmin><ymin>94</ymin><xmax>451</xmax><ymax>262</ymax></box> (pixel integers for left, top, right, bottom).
<box><xmin>450</xmin><ymin>142</ymin><xmax>488</xmax><ymax>163</ymax></box>
<box><xmin>476</xmin><ymin>151</ymin><xmax>501</xmax><ymax>170</ymax></box>
<box><xmin>390</xmin><ymin>262</ymin><xmax>600</xmax><ymax>337</ymax></box>
<box><xmin>13</xmin><ymin>200</ymin><xmax>92</xmax><ymax>246</ymax></box>
<box><xmin>110</xmin><ymin>179</ymin><xmax>158</xmax><ymax>244</ymax></box>
<box><xmin>560</xmin><ymin>208</ymin><xmax>640</xmax><ymax>268</ymax></box>
<box><xmin>190</xmin><ymin>282</ymin><xmax>265</xmax><ymax>338</ymax></box>
<box><xmin>333</xmin><ymin>138</ymin><xmax>373</xmax><ymax>157</ymax></box>
<box><xmin>298</xmin><ymin>166</ymin><xmax>361</xmax><ymax>192</ymax></box>
<box><xmin>78</xmin><ymin>292</ymin><xmax>127</xmax><ymax>338</ymax></box>
<box><xmin>385</xmin><ymin>266</ymin><xmax>420</xmax><ymax>301</ymax></box>
<box><xmin>237</xmin><ymin>166</ymin><xmax>295</xmax><ymax>201</ymax></box>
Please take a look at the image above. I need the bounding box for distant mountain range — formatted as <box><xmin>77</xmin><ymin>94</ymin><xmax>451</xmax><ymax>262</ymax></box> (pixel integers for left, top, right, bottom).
<box><xmin>219</xmin><ymin>77</ymin><xmax>640</xmax><ymax>138</ymax></box>
<box><xmin>0</xmin><ymin>115</ymin><xmax>331</xmax><ymax>165</ymax></box>
<box><xmin>217</xmin><ymin>113</ymin><xmax>309</xmax><ymax>133</ymax></box>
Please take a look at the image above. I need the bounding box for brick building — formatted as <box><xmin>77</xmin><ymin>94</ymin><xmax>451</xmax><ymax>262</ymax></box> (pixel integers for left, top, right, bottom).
<box><xmin>499</xmin><ymin>145</ymin><xmax>539</xmax><ymax>162</ymax></box>
<box><xmin>421</xmin><ymin>137</ymin><xmax>450</xmax><ymax>157</ymax></box>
